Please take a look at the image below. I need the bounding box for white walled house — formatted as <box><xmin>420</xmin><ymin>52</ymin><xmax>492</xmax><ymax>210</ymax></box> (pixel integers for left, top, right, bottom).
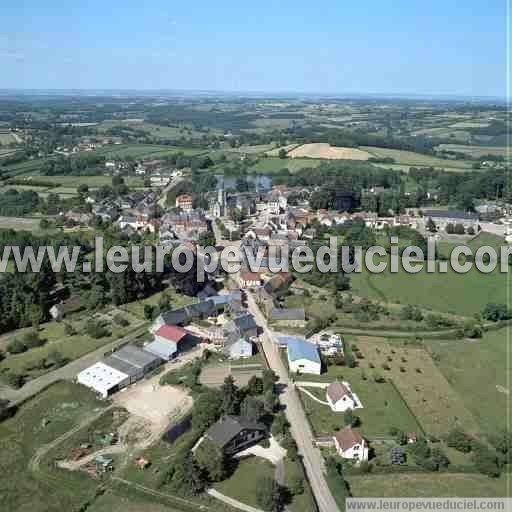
<box><xmin>326</xmin><ymin>380</ymin><xmax>362</xmax><ymax>412</ymax></box>
<box><xmin>287</xmin><ymin>339</ymin><xmax>321</xmax><ymax>375</ymax></box>
<box><xmin>333</xmin><ymin>426</ymin><xmax>369</xmax><ymax>462</ymax></box>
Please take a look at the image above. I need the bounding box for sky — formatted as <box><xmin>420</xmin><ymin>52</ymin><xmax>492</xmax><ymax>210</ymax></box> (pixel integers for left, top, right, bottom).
<box><xmin>0</xmin><ymin>1</ymin><xmax>508</xmax><ymax>97</ymax></box>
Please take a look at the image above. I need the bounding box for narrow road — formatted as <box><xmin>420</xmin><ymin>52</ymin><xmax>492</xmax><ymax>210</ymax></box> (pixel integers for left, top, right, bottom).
<box><xmin>246</xmin><ymin>292</ymin><xmax>340</xmax><ymax>512</ymax></box>
<box><xmin>207</xmin><ymin>489</ymin><xmax>264</xmax><ymax>512</ymax></box>
<box><xmin>0</xmin><ymin>323</ymin><xmax>148</xmax><ymax>405</ymax></box>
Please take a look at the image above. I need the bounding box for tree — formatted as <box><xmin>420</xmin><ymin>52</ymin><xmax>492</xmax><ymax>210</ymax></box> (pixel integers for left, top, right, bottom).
<box><xmin>221</xmin><ymin>375</ymin><xmax>239</xmax><ymax>415</ymax></box>
<box><xmin>39</xmin><ymin>218</ymin><xmax>50</xmax><ymax>230</ymax></box>
<box><xmin>343</xmin><ymin>409</ymin><xmax>360</xmax><ymax>427</ymax></box>
<box><xmin>198</xmin><ymin>231</ymin><xmax>216</xmax><ymax>248</ymax></box>
<box><xmin>431</xmin><ymin>447</ymin><xmax>450</xmax><ymax>469</ymax></box>
<box><xmin>281</xmin><ymin>433</ymin><xmax>299</xmax><ymax>460</ymax></box>
<box><xmin>240</xmin><ymin>396</ymin><xmax>264</xmax><ymax>422</ymax></box>
<box><xmin>158</xmin><ymin>293</ymin><xmax>171</xmax><ymax>312</ymax></box>
<box><xmin>7</xmin><ymin>338</ymin><xmax>27</xmax><ymax>354</ymax></box>
<box><xmin>194</xmin><ymin>438</ymin><xmax>226</xmax><ymax>482</ymax></box>
<box><xmin>192</xmin><ymin>389</ymin><xmax>223</xmax><ymax>432</ymax></box>
<box><xmin>256</xmin><ymin>477</ymin><xmax>284</xmax><ymax>512</ymax></box>
<box><xmin>168</xmin><ymin>453</ymin><xmax>206</xmax><ymax>496</ymax></box>
<box><xmin>482</xmin><ymin>303</ymin><xmax>511</xmax><ymax>322</ymax></box>
<box><xmin>454</xmin><ymin>223</ymin><xmax>466</xmax><ymax>235</ymax></box>
<box><xmin>263</xmin><ymin>389</ymin><xmax>278</xmax><ymax>413</ymax></box>
<box><xmin>288</xmin><ymin>476</ymin><xmax>304</xmax><ymax>496</ymax></box>
<box><xmin>271</xmin><ymin>412</ymin><xmax>289</xmax><ymax>437</ymax></box>
<box><xmin>278</xmin><ymin>148</ymin><xmax>288</xmax><ymax>159</ymax></box>
<box><xmin>425</xmin><ymin>217</ymin><xmax>437</xmax><ymax>232</ymax></box>
<box><xmin>446</xmin><ymin>429</ymin><xmax>472</xmax><ymax>453</ymax></box>
<box><xmin>395</xmin><ymin>430</ymin><xmax>408</xmax><ymax>446</ymax></box>
<box><xmin>246</xmin><ymin>375</ymin><xmax>264</xmax><ymax>396</ymax></box>
<box><xmin>445</xmin><ymin>223</ymin><xmax>455</xmax><ymax>234</ymax></box>
<box><xmin>262</xmin><ymin>369</ymin><xmax>278</xmax><ymax>393</ymax></box>
<box><xmin>143</xmin><ymin>304</ymin><xmax>155</xmax><ymax>320</ymax></box>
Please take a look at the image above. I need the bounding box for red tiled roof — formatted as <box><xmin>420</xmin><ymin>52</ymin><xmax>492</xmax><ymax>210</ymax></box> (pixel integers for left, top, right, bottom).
<box><xmin>155</xmin><ymin>324</ymin><xmax>188</xmax><ymax>343</ymax></box>
<box><xmin>334</xmin><ymin>426</ymin><xmax>363</xmax><ymax>451</ymax></box>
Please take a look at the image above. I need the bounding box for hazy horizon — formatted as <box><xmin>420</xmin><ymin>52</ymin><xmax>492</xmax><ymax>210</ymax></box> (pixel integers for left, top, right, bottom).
<box><xmin>1</xmin><ymin>1</ymin><xmax>508</xmax><ymax>97</ymax></box>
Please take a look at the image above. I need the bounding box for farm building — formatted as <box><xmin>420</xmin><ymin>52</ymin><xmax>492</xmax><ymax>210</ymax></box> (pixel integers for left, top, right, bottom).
<box><xmin>76</xmin><ymin>345</ymin><xmax>162</xmax><ymax>398</ymax></box>
<box><xmin>423</xmin><ymin>210</ymin><xmax>479</xmax><ymax>230</ymax></box>
<box><xmin>287</xmin><ymin>339</ymin><xmax>321</xmax><ymax>375</ymax></box>
<box><xmin>146</xmin><ymin>324</ymin><xmax>189</xmax><ymax>360</ymax></box>
<box><xmin>333</xmin><ymin>426</ymin><xmax>369</xmax><ymax>462</ymax></box>
<box><xmin>109</xmin><ymin>345</ymin><xmax>161</xmax><ymax>376</ymax></box>
<box><xmin>77</xmin><ymin>362</ymin><xmax>131</xmax><ymax>398</ymax></box>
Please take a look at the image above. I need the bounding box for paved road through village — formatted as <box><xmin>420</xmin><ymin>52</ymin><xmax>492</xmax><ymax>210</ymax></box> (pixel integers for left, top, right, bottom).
<box><xmin>246</xmin><ymin>292</ymin><xmax>340</xmax><ymax>512</ymax></box>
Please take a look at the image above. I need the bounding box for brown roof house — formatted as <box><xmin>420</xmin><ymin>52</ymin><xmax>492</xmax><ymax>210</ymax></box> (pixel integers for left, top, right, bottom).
<box><xmin>326</xmin><ymin>380</ymin><xmax>362</xmax><ymax>412</ymax></box>
<box><xmin>333</xmin><ymin>426</ymin><xmax>368</xmax><ymax>462</ymax></box>
<box><xmin>204</xmin><ymin>416</ymin><xmax>267</xmax><ymax>455</ymax></box>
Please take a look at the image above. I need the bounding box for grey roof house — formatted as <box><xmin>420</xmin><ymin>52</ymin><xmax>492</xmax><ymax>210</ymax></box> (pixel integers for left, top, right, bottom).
<box><xmin>205</xmin><ymin>415</ymin><xmax>267</xmax><ymax>455</ymax></box>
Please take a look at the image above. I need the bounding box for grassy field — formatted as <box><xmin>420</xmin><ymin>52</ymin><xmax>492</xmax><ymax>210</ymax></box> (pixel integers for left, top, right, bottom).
<box><xmin>426</xmin><ymin>327</ymin><xmax>510</xmax><ymax>434</ymax></box>
<box><xmin>0</xmin><ymin>381</ymin><xmax>107</xmax><ymax>512</ymax></box>
<box><xmin>298</xmin><ymin>336</ymin><xmax>479</xmax><ymax>437</ymax></box>
<box><xmin>91</xmin><ymin>143</ymin><xmax>205</xmax><ymax>158</ymax></box>
<box><xmin>347</xmin><ymin>473</ymin><xmax>511</xmax><ymax>498</ymax></box>
<box><xmin>361</xmin><ymin>146</ymin><xmax>473</xmax><ymax>169</ymax></box>
<box><xmin>436</xmin><ymin>144</ymin><xmax>509</xmax><ymax>159</ymax></box>
<box><xmin>437</xmin><ymin>232</ymin><xmax>507</xmax><ymax>260</ymax></box>
<box><xmin>0</xmin><ymin>309</ymin><xmax>141</xmax><ymax>380</ymax></box>
<box><xmin>350</xmin><ymin>255</ymin><xmax>511</xmax><ymax>316</ymax></box>
<box><xmin>89</xmin><ymin>492</ymin><xmax>182</xmax><ymax>512</ymax></box>
<box><xmin>120</xmin><ymin>289</ymin><xmax>196</xmax><ymax>319</ymax></box>
<box><xmin>250</xmin><ymin>156</ymin><xmax>323</xmax><ymax>173</ymax></box>
<box><xmin>18</xmin><ymin>174</ymin><xmax>145</xmax><ymax>188</ymax></box>
<box><xmin>214</xmin><ymin>456</ymin><xmax>275</xmax><ymax>508</ymax></box>
<box><xmin>299</xmin><ymin>374</ymin><xmax>422</xmax><ymax>437</ymax></box>
<box><xmin>0</xmin><ymin>132</ymin><xmax>16</xmax><ymax>145</ymax></box>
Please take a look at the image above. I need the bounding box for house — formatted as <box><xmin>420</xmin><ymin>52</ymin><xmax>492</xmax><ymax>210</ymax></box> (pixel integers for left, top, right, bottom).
<box><xmin>176</xmin><ymin>194</ymin><xmax>193</xmax><ymax>212</ymax></box>
<box><xmin>49</xmin><ymin>296</ymin><xmax>82</xmax><ymax>320</ymax></box>
<box><xmin>424</xmin><ymin>210</ymin><xmax>479</xmax><ymax>230</ymax></box>
<box><xmin>223</xmin><ymin>332</ymin><xmax>254</xmax><ymax>359</ymax></box>
<box><xmin>287</xmin><ymin>339</ymin><xmax>321</xmax><ymax>375</ymax></box>
<box><xmin>225</xmin><ymin>312</ymin><xmax>258</xmax><ymax>339</ymax></box>
<box><xmin>326</xmin><ymin>381</ymin><xmax>358</xmax><ymax>412</ymax></box>
<box><xmin>239</xmin><ymin>271</ymin><xmax>262</xmax><ymax>289</ymax></box>
<box><xmin>147</xmin><ymin>324</ymin><xmax>189</xmax><ymax>359</ymax></box>
<box><xmin>333</xmin><ymin>426</ymin><xmax>369</xmax><ymax>461</ymax></box>
<box><xmin>269</xmin><ymin>308</ymin><xmax>306</xmax><ymax>328</ymax></box>
<box><xmin>204</xmin><ymin>415</ymin><xmax>267</xmax><ymax>455</ymax></box>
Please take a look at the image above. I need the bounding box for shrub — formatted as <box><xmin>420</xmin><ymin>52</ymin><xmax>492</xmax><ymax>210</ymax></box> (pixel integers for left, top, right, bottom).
<box><xmin>113</xmin><ymin>314</ymin><xmax>130</xmax><ymax>327</ymax></box>
<box><xmin>7</xmin><ymin>338</ymin><xmax>27</xmax><ymax>354</ymax></box>
<box><xmin>446</xmin><ymin>429</ymin><xmax>472</xmax><ymax>453</ymax></box>
<box><xmin>85</xmin><ymin>319</ymin><xmax>110</xmax><ymax>339</ymax></box>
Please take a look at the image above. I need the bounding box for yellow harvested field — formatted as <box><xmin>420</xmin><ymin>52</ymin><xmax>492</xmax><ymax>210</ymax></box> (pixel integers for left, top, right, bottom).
<box><xmin>288</xmin><ymin>143</ymin><xmax>372</xmax><ymax>160</ymax></box>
